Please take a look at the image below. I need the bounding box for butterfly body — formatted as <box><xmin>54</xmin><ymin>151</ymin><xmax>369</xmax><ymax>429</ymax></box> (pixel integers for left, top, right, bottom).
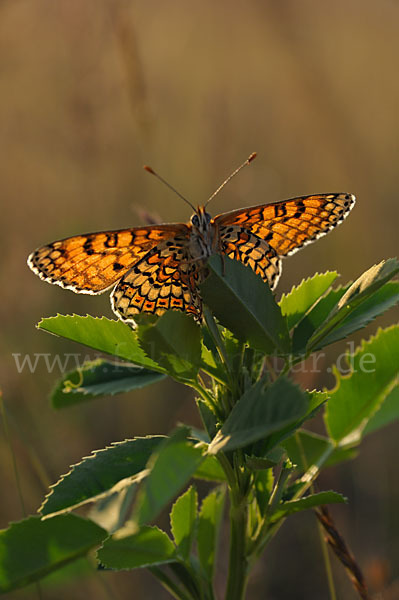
<box><xmin>28</xmin><ymin>192</ymin><xmax>355</xmax><ymax>323</ymax></box>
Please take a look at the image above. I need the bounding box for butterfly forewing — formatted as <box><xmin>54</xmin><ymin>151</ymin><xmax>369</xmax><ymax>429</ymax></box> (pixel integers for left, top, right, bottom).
<box><xmin>28</xmin><ymin>224</ymin><xmax>188</xmax><ymax>294</ymax></box>
<box><xmin>215</xmin><ymin>193</ymin><xmax>356</xmax><ymax>257</ymax></box>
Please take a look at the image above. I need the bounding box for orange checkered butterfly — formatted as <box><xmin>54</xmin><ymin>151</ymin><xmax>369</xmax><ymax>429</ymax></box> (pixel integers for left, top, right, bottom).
<box><xmin>28</xmin><ymin>154</ymin><xmax>355</xmax><ymax>323</ymax></box>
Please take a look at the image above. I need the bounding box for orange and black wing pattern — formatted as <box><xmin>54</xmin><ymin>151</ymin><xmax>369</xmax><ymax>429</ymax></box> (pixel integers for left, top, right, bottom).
<box><xmin>215</xmin><ymin>193</ymin><xmax>356</xmax><ymax>257</ymax></box>
<box><xmin>111</xmin><ymin>233</ymin><xmax>201</xmax><ymax>322</ymax></box>
<box><xmin>28</xmin><ymin>224</ymin><xmax>189</xmax><ymax>294</ymax></box>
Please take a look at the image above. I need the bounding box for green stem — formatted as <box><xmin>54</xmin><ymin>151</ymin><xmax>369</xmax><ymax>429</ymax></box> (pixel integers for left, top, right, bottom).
<box><xmin>317</xmin><ymin>520</ymin><xmax>337</xmax><ymax>600</ymax></box>
<box><xmin>248</xmin><ymin>444</ymin><xmax>336</xmax><ymax>564</ymax></box>
<box><xmin>296</xmin><ymin>433</ymin><xmax>337</xmax><ymax>600</ymax></box>
<box><xmin>216</xmin><ymin>452</ymin><xmax>237</xmax><ymax>495</ymax></box>
<box><xmin>225</xmin><ymin>499</ymin><xmax>249</xmax><ymax>600</ymax></box>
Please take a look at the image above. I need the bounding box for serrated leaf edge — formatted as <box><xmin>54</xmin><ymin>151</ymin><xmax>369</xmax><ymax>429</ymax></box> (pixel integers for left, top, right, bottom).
<box><xmin>39</xmin><ymin>436</ymin><xmax>167</xmax><ymax>517</ymax></box>
<box><xmin>279</xmin><ymin>271</ymin><xmax>339</xmax><ymax>306</ymax></box>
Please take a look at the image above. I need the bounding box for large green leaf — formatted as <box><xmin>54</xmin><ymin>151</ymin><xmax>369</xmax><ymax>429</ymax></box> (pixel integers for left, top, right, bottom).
<box><xmin>38</xmin><ymin>315</ymin><xmax>162</xmax><ymax>371</ymax></box>
<box><xmin>134</xmin><ymin>428</ymin><xmax>204</xmax><ymax>526</ymax></box>
<box><xmin>200</xmin><ymin>255</ymin><xmax>290</xmax><ymax>354</ymax></box>
<box><xmin>208</xmin><ymin>377</ymin><xmax>309</xmax><ymax>454</ymax></box>
<box><xmin>197</xmin><ymin>487</ymin><xmax>226</xmax><ymax>580</ymax></box>
<box><xmin>137</xmin><ymin>311</ymin><xmax>201</xmax><ymax>382</ymax></box>
<box><xmin>51</xmin><ymin>358</ymin><xmax>166</xmax><ymax>408</ymax></box>
<box><xmin>0</xmin><ymin>515</ymin><xmax>106</xmax><ymax>592</ymax></box>
<box><xmin>325</xmin><ymin>325</ymin><xmax>399</xmax><ymax>442</ymax></box>
<box><xmin>279</xmin><ymin>271</ymin><xmax>338</xmax><ymax>330</ymax></box>
<box><xmin>308</xmin><ymin>259</ymin><xmax>399</xmax><ymax>352</ymax></box>
<box><xmin>270</xmin><ymin>491</ymin><xmax>346</xmax><ymax>522</ymax></box>
<box><xmin>170</xmin><ymin>486</ymin><xmax>198</xmax><ymax>560</ymax></box>
<box><xmin>98</xmin><ymin>525</ymin><xmax>176</xmax><ymax>569</ymax></box>
<box><xmin>41</xmin><ymin>436</ymin><xmax>165</xmax><ymax>516</ymax></box>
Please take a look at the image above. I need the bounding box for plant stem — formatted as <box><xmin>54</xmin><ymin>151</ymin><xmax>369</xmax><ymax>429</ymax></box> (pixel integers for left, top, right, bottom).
<box><xmin>317</xmin><ymin>519</ymin><xmax>337</xmax><ymax>600</ymax></box>
<box><xmin>225</xmin><ymin>499</ymin><xmax>248</xmax><ymax>600</ymax></box>
<box><xmin>248</xmin><ymin>444</ymin><xmax>336</xmax><ymax>565</ymax></box>
<box><xmin>296</xmin><ymin>432</ymin><xmax>337</xmax><ymax>600</ymax></box>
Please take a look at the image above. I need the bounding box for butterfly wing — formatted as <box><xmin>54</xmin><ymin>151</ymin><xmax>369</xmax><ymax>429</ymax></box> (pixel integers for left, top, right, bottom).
<box><xmin>215</xmin><ymin>193</ymin><xmax>356</xmax><ymax>257</ymax></box>
<box><xmin>111</xmin><ymin>234</ymin><xmax>201</xmax><ymax>322</ymax></box>
<box><xmin>219</xmin><ymin>225</ymin><xmax>282</xmax><ymax>289</ymax></box>
<box><xmin>28</xmin><ymin>224</ymin><xmax>189</xmax><ymax>294</ymax></box>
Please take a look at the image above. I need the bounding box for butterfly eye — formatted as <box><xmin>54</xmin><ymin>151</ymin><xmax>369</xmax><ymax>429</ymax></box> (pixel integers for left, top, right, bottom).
<box><xmin>191</xmin><ymin>214</ymin><xmax>200</xmax><ymax>227</ymax></box>
<box><xmin>205</xmin><ymin>212</ymin><xmax>212</xmax><ymax>224</ymax></box>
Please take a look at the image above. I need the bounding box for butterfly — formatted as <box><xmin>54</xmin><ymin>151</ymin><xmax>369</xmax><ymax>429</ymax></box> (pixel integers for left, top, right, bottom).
<box><xmin>28</xmin><ymin>156</ymin><xmax>355</xmax><ymax>323</ymax></box>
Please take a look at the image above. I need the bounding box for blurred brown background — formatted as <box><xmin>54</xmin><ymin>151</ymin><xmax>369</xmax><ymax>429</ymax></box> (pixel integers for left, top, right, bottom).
<box><xmin>0</xmin><ymin>1</ymin><xmax>398</xmax><ymax>598</ymax></box>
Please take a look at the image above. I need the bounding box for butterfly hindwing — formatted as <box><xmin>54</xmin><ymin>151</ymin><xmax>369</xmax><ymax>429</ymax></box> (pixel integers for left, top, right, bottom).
<box><xmin>111</xmin><ymin>234</ymin><xmax>201</xmax><ymax>322</ymax></box>
<box><xmin>219</xmin><ymin>225</ymin><xmax>281</xmax><ymax>289</ymax></box>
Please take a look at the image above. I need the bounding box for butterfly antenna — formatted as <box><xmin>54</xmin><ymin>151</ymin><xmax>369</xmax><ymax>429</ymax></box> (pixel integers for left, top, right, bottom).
<box><xmin>144</xmin><ymin>165</ymin><xmax>196</xmax><ymax>212</ymax></box>
<box><xmin>204</xmin><ymin>152</ymin><xmax>257</xmax><ymax>208</ymax></box>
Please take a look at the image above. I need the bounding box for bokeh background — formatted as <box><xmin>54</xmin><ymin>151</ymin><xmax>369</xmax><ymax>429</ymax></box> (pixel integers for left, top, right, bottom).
<box><xmin>1</xmin><ymin>1</ymin><xmax>398</xmax><ymax>598</ymax></box>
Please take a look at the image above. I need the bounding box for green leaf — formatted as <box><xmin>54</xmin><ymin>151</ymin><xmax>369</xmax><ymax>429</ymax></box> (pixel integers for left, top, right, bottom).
<box><xmin>282</xmin><ymin>430</ymin><xmax>357</xmax><ymax>471</ymax></box>
<box><xmin>308</xmin><ymin>259</ymin><xmax>399</xmax><ymax>351</ymax></box>
<box><xmin>251</xmin><ymin>389</ymin><xmax>327</xmax><ymax>458</ymax></box>
<box><xmin>134</xmin><ymin>428</ymin><xmax>204</xmax><ymax>526</ymax></box>
<box><xmin>197</xmin><ymin>487</ymin><xmax>226</xmax><ymax>580</ymax></box>
<box><xmin>312</xmin><ymin>281</ymin><xmax>399</xmax><ymax>349</ymax></box>
<box><xmin>255</xmin><ymin>469</ymin><xmax>274</xmax><ymax>516</ymax></box>
<box><xmin>200</xmin><ymin>255</ymin><xmax>290</xmax><ymax>354</ymax></box>
<box><xmin>208</xmin><ymin>377</ymin><xmax>309</xmax><ymax>454</ymax></box>
<box><xmin>194</xmin><ymin>455</ymin><xmax>226</xmax><ymax>481</ymax></box>
<box><xmin>88</xmin><ymin>485</ymin><xmax>137</xmax><ymax>534</ymax></box>
<box><xmin>170</xmin><ymin>486</ymin><xmax>198</xmax><ymax>560</ymax></box>
<box><xmin>279</xmin><ymin>271</ymin><xmax>339</xmax><ymax>330</ymax></box>
<box><xmin>363</xmin><ymin>384</ymin><xmax>399</xmax><ymax>435</ymax></box>
<box><xmin>137</xmin><ymin>311</ymin><xmax>201</xmax><ymax>382</ymax></box>
<box><xmin>51</xmin><ymin>358</ymin><xmax>166</xmax><ymax>408</ymax></box>
<box><xmin>292</xmin><ymin>285</ymin><xmax>349</xmax><ymax>355</ymax></box>
<box><xmin>38</xmin><ymin>314</ymin><xmax>162</xmax><ymax>371</ymax></box>
<box><xmin>196</xmin><ymin>398</ymin><xmax>218</xmax><ymax>441</ymax></box>
<box><xmin>325</xmin><ymin>325</ymin><xmax>399</xmax><ymax>443</ymax></box>
<box><xmin>271</xmin><ymin>491</ymin><xmax>347</xmax><ymax>522</ymax></box>
<box><xmin>246</xmin><ymin>446</ymin><xmax>285</xmax><ymax>470</ymax></box>
<box><xmin>98</xmin><ymin>525</ymin><xmax>175</xmax><ymax>569</ymax></box>
<box><xmin>41</xmin><ymin>436</ymin><xmax>165</xmax><ymax>516</ymax></box>
<box><xmin>0</xmin><ymin>515</ymin><xmax>106</xmax><ymax>593</ymax></box>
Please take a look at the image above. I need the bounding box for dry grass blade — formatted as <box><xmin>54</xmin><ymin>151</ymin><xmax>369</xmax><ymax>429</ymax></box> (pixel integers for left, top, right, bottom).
<box><xmin>315</xmin><ymin>505</ymin><xmax>370</xmax><ymax>600</ymax></box>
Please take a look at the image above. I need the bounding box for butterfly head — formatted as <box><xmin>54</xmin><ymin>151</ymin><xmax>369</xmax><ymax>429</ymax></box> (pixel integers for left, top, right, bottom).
<box><xmin>190</xmin><ymin>206</ymin><xmax>212</xmax><ymax>233</ymax></box>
